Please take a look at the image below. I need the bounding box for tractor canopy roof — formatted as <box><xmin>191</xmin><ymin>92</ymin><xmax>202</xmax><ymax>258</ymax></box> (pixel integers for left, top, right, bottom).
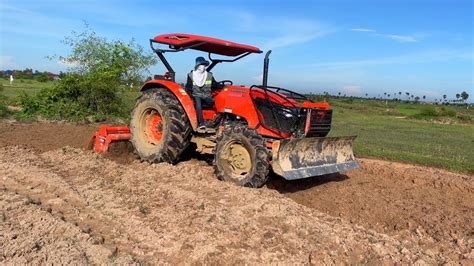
<box><xmin>152</xmin><ymin>33</ymin><xmax>262</xmax><ymax>57</ymax></box>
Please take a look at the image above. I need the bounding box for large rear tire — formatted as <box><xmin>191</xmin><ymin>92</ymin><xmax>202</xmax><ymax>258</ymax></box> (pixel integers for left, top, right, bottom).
<box><xmin>213</xmin><ymin>123</ymin><xmax>270</xmax><ymax>188</ymax></box>
<box><xmin>130</xmin><ymin>88</ymin><xmax>191</xmax><ymax>163</ymax></box>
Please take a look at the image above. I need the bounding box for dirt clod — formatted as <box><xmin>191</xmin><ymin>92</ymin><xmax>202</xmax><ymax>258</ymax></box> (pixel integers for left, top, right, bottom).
<box><xmin>0</xmin><ymin>121</ymin><xmax>472</xmax><ymax>264</ymax></box>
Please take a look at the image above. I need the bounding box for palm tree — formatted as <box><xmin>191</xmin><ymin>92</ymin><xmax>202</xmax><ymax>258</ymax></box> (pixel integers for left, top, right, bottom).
<box><xmin>443</xmin><ymin>94</ymin><xmax>447</xmax><ymax>101</ymax></box>
<box><xmin>399</xmin><ymin>91</ymin><xmax>402</xmax><ymax>97</ymax></box>
<box><xmin>365</xmin><ymin>93</ymin><xmax>368</xmax><ymax>98</ymax></box>
<box><xmin>456</xmin><ymin>93</ymin><xmax>460</xmax><ymax>102</ymax></box>
<box><xmin>338</xmin><ymin>92</ymin><xmax>341</xmax><ymax>96</ymax></box>
<box><xmin>422</xmin><ymin>95</ymin><xmax>426</xmax><ymax>100</ymax></box>
<box><xmin>460</xmin><ymin>91</ymin><xmax>469</xmax><ymax>103</ymax></box>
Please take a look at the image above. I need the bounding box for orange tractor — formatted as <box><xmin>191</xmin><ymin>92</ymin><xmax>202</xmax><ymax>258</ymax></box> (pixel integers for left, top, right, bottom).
<box><xmin>92</xmin><ymin>33</ymin><xmax>358</xmax><ymax>187</ymax></box>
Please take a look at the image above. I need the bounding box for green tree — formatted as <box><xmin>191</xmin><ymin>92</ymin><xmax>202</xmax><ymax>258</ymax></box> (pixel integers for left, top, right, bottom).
<box><xmin>460</xmin><ymin>91</ymin><xmax>469</xmax><ymax>102</ymax></box>
<box><xmin>35</xmin><ymin>72</ymin><xmax>50</xmax><ymax>82</ymax></box>
<box><xmin>21</xmin><ymin>26</ymin><xmax>157</xmax><ymax>120</ymax></box>
<box><xmin>59</xmin><ymin>27</ymin><xmax>156</xmax><ymax>84</ymax></box>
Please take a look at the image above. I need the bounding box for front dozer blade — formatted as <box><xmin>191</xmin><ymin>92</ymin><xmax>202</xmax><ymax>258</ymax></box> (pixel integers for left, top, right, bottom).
<box><xmin>272</xmin><ymin>136</ymin><xmax>358</xmax><ymax>180</ymax></box>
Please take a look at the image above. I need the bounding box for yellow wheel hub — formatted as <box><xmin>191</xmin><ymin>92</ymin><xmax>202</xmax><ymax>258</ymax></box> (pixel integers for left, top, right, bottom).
<box><xmin>225</xmin><ymin>142</ymin><xmax>252</xmax><ymax>180</ymax></box>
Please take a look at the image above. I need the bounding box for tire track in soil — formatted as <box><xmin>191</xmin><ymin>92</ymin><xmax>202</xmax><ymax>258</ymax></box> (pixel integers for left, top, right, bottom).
<box><xmin>1</xmin><ymin>147</ymin><xmax>186</xmax><ymax>263</ymax></box>
<box><xmin>267</xmin><ymin>158</ymin><xmax>474</xmax><ymax>262</ymax></box>
<box><xmin>0</xmin><ymin>146</ymin><xmax>449</xmax><ymax>264</ymax></box>
<box><xmin>1</xmin><ymin>121</ymin><xmax>473</xmax><ymax>263</ymax></box>
<box><xmin>0</xmin><ymin>190</ymin><xmax>132</xmax><ymax>264</ymax></box>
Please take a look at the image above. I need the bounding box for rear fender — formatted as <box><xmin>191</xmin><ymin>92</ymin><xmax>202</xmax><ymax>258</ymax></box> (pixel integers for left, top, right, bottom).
<box><xmin>140</xmin><ymin>80</ymin><xmax>198</xmax><ymax>130</ymax></box>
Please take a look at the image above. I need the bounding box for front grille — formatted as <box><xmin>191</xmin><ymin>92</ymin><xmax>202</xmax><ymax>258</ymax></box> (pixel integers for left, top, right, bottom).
<box><xmin>305</xmin><ymin>109</ymin><xmax>332</xmax><ymax>137</ymax></box>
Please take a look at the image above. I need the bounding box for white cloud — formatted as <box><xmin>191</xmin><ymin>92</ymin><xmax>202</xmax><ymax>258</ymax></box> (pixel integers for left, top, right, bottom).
<box><xmin>0</xmin><ymin>4</ymin><xmax>80</xmax><ymax>38</ymax></box>
<box><xmin>0</xmin><ymin>56</ymin><xmax>17</xmax><ymax>69</ymax></box>
<box><xmin>261</xmin><ymin>30</ymin><xmax>331</xmax><ymax>50</ymax></box>
<box><xmin>303</xmin><ymin>50</ymin><xmax>473</xmax><ymax>69</ymax></box>
<box><xmin>351</xmin><ymin>28</ymin><xmax>375</xmax><ymax>32</ymax></box>
<box><xmin>230</xmin><ymin>12</ymin><xmax>336</xmax><ymax>50</ymax></box>
<box><xmin>58</xmin><ymin>59</ymin><xmax>79</xmax><ymax>68</ymax></box>
<box><xmin>385</xmin><ymin>34</ymin><xmax>418</xmax><ymax>43</ymax></box>
<box><xmin>351</xmin><ymin>27</ymin><xmax>419</xmax><ymax>43</ymax></box>
<box><xmin>252</xmin><ymin>74</ymin><xmax>263</xmax><ymax>82</ymax></box>
<box><xmin>341</xmin><ymin>85</ymin><xmax>362</xmax><ymax>95</ymax></box>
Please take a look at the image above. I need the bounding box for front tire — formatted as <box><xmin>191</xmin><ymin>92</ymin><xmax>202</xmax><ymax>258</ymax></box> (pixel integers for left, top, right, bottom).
<box><xmin>214</xmin><ymin>123</ymin><xmax>270</xmax><ymax>188</ymax></box>
<box><xmin>130</xmin><ymin>88</ymin><xmax>191</xmax><ymax>163</ymax></box>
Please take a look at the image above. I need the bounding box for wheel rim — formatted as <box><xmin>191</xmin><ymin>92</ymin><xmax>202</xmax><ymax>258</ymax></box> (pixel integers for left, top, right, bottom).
<box><xmin>140</xmin><ymin>108</ymin><xmax>163</xmax><ymax>145</ymax></box>
<box><xmin>221</xmin><ymin>141</ymin><xmax>252</xmax><ymax>181</ymax></box>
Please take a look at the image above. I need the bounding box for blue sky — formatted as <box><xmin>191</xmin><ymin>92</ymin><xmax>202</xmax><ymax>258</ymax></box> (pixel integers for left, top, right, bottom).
<box><xmin>0</xmin><ymin>0</ymin><xmax>472</xmax><ymax>101</ymax></box>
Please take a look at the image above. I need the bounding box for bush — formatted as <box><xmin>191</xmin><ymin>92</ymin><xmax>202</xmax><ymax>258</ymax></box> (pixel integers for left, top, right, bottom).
<box><xmin>410</xmin><ymin>107</ymin><xmax>438</xmax><ymax>120</ymax></box>
<box><xmin>456</xmin><ymin>113</ymin><xmax>472</xmax><ymax>122</ymax></box>
<box><xmin>308</xmin><ymin>95</ymin><xmax>326</xmax><ymax>102</ymax></box>
<box><xmin>439</xmin><ymin>107</ymin><xmax>457</xmax><ymax>117</ymax></box>
<box><xmin>20</xmin><ymin>26</ymin><xmax>156</xmax><ymax>121</ymax></box>
<box><xmin>0</xmin><ymin>94</ymin><xmax>10</xmax><ymax>118</ymax></box>
<box><xmin>0</xmin><ymin>104</ymin><xmax>8</xmax><ymax>117</ymax></box>
<box><xmin>341</xmin><ymin>98</ymin><xmax>354</xmax><ymax>104</ymax></box>
<box><xmin>21</xmin><ymin>73</ymin><xmax>128</xmax><ymax>120</ymax></box>
<box><xmin>419</xmin><ymin>107</ymin><xmax>438</xmax><ymax>117</ymax></box>
<box><xmin>410</xmin><ymin>106</ymin><xmax>461</xmax><ymax>121</ymax></box>
<box><xmin>35</xmin><ymin>72</ymin><xmax>51</xmax><ymax>82</ymax></box>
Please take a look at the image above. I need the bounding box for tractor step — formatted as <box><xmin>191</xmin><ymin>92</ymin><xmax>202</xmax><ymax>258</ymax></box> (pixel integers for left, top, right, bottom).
<box><xmin>87</xmin><ymin>125</ymin><xmax>131</xmax><ymax>153</ymax></box>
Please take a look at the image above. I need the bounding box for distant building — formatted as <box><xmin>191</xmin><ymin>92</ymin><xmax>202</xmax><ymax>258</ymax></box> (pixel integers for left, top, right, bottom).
<box><xmin>47</xmin><ymin>72</ymin><xmax>61</xmax><ymax>80</ymax></box>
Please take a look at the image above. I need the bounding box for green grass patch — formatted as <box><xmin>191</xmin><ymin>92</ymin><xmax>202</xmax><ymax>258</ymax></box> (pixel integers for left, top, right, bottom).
<box><xmin>0</xmin><ymin>95</ymin><xmax>11</xmax><ymax>118</ymax></box>
<box><xmin>2</xmin><ymin>82</ymin><xmax>473</xmax><ymax>174</ymax></box>
<box><xmin>0</xmin><ymin>78</ymin><xmax>55</xmax><ymax>103</ymax></box>
<box><xmin>330</xmin><ymin>108</ymin><xmax>474</xmax><ymax>174</ymax></box>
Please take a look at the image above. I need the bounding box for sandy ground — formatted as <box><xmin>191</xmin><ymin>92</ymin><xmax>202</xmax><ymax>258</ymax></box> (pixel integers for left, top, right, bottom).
<box><xmin>0</xmin><ymin>121</ymin><xmax>473</xmax><ymax>264</ymax></box>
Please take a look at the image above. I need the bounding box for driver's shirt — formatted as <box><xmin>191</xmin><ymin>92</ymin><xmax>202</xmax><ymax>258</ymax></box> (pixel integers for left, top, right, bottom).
<box><xmin>186</xmin><ymin>71</ymin><xmax>214</xmax><ymax>99</ymax></box>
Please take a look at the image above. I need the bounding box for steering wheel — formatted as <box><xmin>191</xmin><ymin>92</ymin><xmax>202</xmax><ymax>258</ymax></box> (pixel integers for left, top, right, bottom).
<box><xmin>217</xmin><ymin>80</ymin><xmax>233</xmax><ymax>86</ymax></box>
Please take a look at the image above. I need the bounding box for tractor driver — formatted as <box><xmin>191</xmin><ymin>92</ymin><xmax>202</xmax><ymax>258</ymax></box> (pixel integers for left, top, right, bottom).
<box><xmin>185</xmin><ymin>56</ymin><xmax>218</xmax><ymax>130</ymax></box>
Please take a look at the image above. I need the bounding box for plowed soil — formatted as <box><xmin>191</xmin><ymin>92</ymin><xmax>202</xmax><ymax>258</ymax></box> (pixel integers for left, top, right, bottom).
<box><xmin>1</xmin><ymin>120</ymin><xmax>473</xmax><ymax>264</ymax></box>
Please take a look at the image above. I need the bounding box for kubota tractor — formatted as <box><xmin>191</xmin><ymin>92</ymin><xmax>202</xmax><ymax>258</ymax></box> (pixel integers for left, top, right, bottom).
<box><xmin>92</xmin><ymin>33</ymin><xmax>358</xmax><ymax>188</ymax></box>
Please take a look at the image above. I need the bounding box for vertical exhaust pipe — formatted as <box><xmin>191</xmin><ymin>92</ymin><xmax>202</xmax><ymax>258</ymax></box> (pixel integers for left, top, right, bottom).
<box><xmin>262</xmin><ymin>50</ymin><xmax>272</xmax><ymax>89</ymax></box>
